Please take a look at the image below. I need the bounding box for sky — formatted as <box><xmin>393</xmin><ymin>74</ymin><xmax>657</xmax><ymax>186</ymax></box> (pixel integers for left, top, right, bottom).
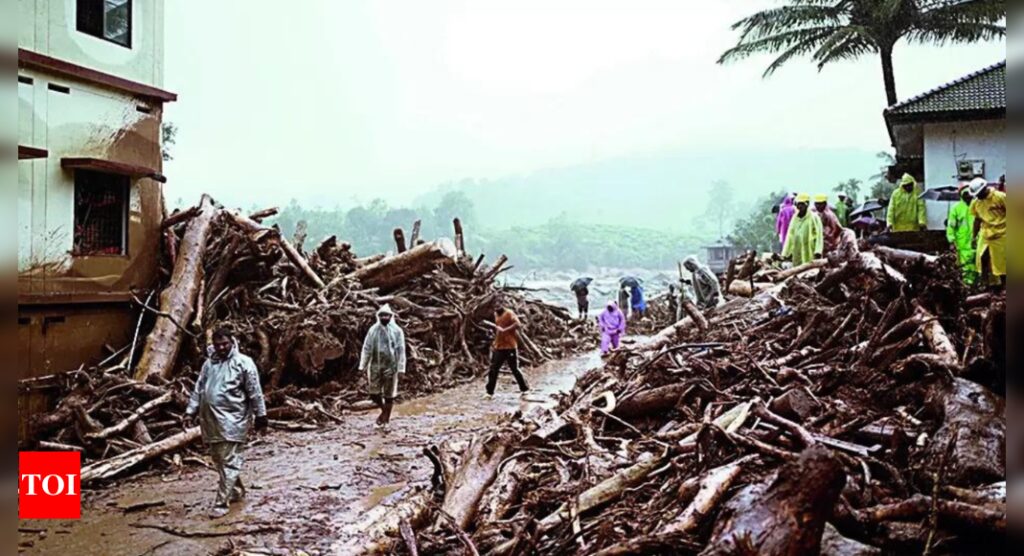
<box><xmin>162</xmin><ymin>0</ymin><xmax>1006</xmax><ymax>210</ymax></box>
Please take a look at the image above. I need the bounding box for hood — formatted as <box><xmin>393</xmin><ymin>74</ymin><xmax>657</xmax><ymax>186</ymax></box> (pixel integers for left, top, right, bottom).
<box><xmin>782</xmin><ymin>195</ymin><xmax>795</xmax><ymax>207</ymax></box>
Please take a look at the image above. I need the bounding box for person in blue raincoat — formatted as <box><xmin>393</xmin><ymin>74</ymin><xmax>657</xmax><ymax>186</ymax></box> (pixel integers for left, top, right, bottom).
<box><xmin>630</xmin><ymin>284</ymin><xmax>647</xmax><ymax>319</ymax></box>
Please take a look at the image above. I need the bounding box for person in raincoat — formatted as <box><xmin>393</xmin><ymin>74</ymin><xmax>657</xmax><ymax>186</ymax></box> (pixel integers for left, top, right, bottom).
<box><xmin>814</xmin><ymin>194</ymin><xmax>844</xmax><ymax>255</ymax></box>
<box><xmin>597</xmin><ymin>301</ymin><xmax>627</xmax><ymax>355</ymax></box>
<box><xmin>617</xmin><ymin>286</ymin><xmax>632</xmax><ymax>320</ymax></box>
<box><xmin>946</xmin><ymin>183</ymin><xmax>977</xmax><ymax>285</ymax></box>
<box><xmin>630</xmin><ymin>284</ymin><xmax>647</xmax><ymax>319</ymax></box>
<box><xmin>360</xmin><ymin>304</ymin><xmax>407</xmax><ymax>430</ymax></box>
<box><xmin>776</xmin><ymin>194</ymin><xmax>796</xmax><ymax>248</ymax></box>
<box><xmin>573</xmin><ymin>283</ymin><xmax>590</xmax><ymax>320</ymax></box>
<box><xmin>781</xmin><ymin>193</ymin><xmax>823</xmax><ymax>266</ymax></box>
<box><xmin>835</xmin><ymin>193</ymin><xmax>853</xmax><ymax>227</ymax></box>
<box><xmin>969</xmin><ymin>177</ymin><xmax>1006</xmax><ymax>287</ymax></box>
<box><xmin>185</xmin><ymin>328</ymin><xmax>268</xmax><ymax>518</ymax></box>
<box><xmin>886</xmin><ymin>173</ymin><xmax>927</xmax><ymax>232</ymax></box>
<box><xmin>683</xmin><ymin>256</ymin><xmax>720</xmax><ymax>311</ymax></box>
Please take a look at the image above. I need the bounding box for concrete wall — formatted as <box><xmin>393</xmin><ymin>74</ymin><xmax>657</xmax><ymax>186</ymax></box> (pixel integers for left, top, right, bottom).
<box><xmin>922</xmin><ymin>119</ymin><xmax>1005</xmax><ymax>230</ymax></box>
<box><xmin>19</xmin><ymin>0</ymin><xmax>165</xmax><ymax>88</ymax></box>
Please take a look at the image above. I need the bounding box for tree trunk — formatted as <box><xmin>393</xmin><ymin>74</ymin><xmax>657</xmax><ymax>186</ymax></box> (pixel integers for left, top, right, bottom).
<box><xmin>613</xmin><ymin>384</ymin><xmax>690</xmax><ymax>419</ymax></box>
<box><xmin>926</xmin><ymin>378</ymin><xmax>1005</xmax><ymax>486</ymax></box>
<box><xmin>81</xmin><ymin>427</ymin><xmax>202</xmax><ymax>482</ymax></box>
<box><xmin>439</xmin><ymin>430</ymin><xmax>514</xmax><ymax>531</ymax></box>
<box><xmin>702</xmin><ymin>445</ymin><xmax>846</xmax><ymax>556</ymax></box>
<box><xmin>134</xmin><ymin>195</ymin><xmax>217</xmax><ymax>381</ymax></box>
<box><xmin>349</xmin><ymin>238</ymin><xmax>458</xmax><ymax>291</ymax></box>
<box><xmin>393</xmin><ymin>228</ymin><xmax>407</xmax><ymax>253</ymax></box>
<box><xmin>880</xmin><ymin>47</ymin><xmax>898</xmax><ymax>107</ymax></box>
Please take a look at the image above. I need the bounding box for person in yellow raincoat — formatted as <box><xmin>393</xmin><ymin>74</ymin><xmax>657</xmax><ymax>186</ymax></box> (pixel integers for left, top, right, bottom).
<box><xmin>781</xmin><ymin>193</ymin><xmax>823</xmax><ymax>266</ymax></box>
<box><xmin>968</xmin><ymin>177</ymin><xmax>1006</xmax><ymax>287</ymax></box>
<box><xmin>945</xmin><ymin>183</ymin><xmax>977</xmax><ymax>285</ymax></box>
<box><xmin>886</xmin><ymin>173</ymin><xmax>927</xmax><ymax>232</ymax></box>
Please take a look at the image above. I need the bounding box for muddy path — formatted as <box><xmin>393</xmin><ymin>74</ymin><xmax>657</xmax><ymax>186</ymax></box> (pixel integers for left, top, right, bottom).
<box><xmin>19</xmin><ymin>346</ymin><xmax>619</xmax><ymax>555</ymax></box>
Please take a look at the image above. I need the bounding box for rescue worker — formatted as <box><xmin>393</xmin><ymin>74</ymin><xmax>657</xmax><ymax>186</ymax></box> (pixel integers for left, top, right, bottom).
<box><xmin>814</xmin><ymin>194</ymin><xmax>844</xmax><ymax>254</ymax></box>
<box><xmin>666</xmin><ymin>284</ymin><xmax>679</xmax><ymax>322</ymax></box>
<box><xmin>886</xmin><ymin>173</ymin><xmax>927</xmax><ymax>232</ymax></box>
<box><xmin>630</xmin><ymin>284</ymin><xmax>647</xmax><ymax>319</ymax></box>
<box><xmin>776</xmin><ymin>194</ymin><xmax>796</xmax><ymax>247</ymax></box>
<box><xmin>486</xmin><ymin>303</ymin><xmax>530</xmax><ymax>397</ymax></box>
<box><xmin>683</xmin><ymin>256</ymin><xmax>721</xmax><ymax>311</ymax></box>
<box><xmin>597</xmin><ymin>301</ymin><xmax>627</xmax><ymax>356</ymax></box>
<box><xmin>946</xmin><ymin>183</ymin><xmax>978</xmax><ymax>285</ymax></box>
<box><xmin>184</xmin><ymin>328</ymin><xmax>268</xmax><ymax>519</ymax></box>
<box><xmin>781</xmin><ymin>193</ymin><xmax>823</xmax><ymax>266</ymax></box>
<box><xmin>969</xmin><ymin>177</ymin><xmax>1006</xmax><ymax>288</ymax></box>
<box><xmin>359</xmin><ymin>304</ymin><xmax>407</xmax><ymax>431</ymax></box>
<box><xmin>835</xmin><ymin>193</ymin><xmax>853</xmax><ymax>227</ymax></box>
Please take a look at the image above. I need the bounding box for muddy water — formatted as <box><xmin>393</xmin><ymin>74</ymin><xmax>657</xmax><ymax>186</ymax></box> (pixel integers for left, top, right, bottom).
<box><xmin>19</xmin><ymin>349</ymin><xmax>606</xmax><ymax>555</ymax></box>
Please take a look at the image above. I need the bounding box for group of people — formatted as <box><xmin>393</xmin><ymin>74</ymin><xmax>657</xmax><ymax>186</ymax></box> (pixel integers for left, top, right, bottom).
<box><xmin>773</xmin><ymin>174</ymin><xmax>1005</xmax><ymax>288</ymax></box>
<box><xmin>185</xmin><ymin>301</ymin><xmax>531</xmax><ymax>518</ymax></box>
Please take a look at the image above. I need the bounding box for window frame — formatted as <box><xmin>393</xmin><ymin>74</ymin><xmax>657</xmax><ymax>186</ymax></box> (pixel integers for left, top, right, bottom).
<box><xmin>76</xmin><ymin>0</ymin><xmax>133</xmax><ymax>49</ymax></box>
<box><xmin>72</xmin><ymin>170</ymin><xmax>131</xmax><ymax>258</ymax></box>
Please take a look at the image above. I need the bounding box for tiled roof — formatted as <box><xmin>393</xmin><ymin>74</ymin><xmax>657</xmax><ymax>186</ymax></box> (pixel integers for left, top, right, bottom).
<box><xmin>886</xmin><ymin>61</ymin><xmax>1005</xmax><ymax>117</ymax></box>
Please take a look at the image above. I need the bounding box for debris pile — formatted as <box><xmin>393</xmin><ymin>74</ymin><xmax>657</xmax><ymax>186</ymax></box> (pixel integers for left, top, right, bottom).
<box><xmin>365</xmin><ymin>246</ymin><xmax>1005</xmax><ymax>555</ymax></box>
<box><xmin>22</xmin><ymin>195</ymin><xmax>587</xmax><ymax>482</ymax></box>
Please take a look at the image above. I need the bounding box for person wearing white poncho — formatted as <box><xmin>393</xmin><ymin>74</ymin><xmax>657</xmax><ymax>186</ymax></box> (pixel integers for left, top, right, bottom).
<box><xmin>359</xmin><ymin>304</ymin><xmax>406</xmax><ymax>430</ymax></box>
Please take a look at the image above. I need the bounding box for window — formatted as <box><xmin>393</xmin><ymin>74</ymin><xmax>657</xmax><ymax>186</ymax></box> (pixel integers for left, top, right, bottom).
<box><xmin>73</xmin><ymin>170</ymin><xmax>129</xmax><ymax>256</ymax></box>
<box><xmin>77</xmin><ymin>0</ymin><xmax>132</xmax><ymax>48</ymax></box>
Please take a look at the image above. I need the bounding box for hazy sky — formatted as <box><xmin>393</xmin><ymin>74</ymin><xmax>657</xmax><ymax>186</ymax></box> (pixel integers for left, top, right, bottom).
<box><xmin>162</xmin><ymin>0</ymin><xmax>1005</xmax><ymax>208</ymax></box>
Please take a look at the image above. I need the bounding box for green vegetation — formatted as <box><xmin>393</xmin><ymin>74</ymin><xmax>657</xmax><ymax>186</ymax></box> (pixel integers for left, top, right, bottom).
<box><xmin>718</xmin><ymin>0</ymin><xmax>1005</xmax><ymax>106</ymax></box>
<box><xmin>728</xmin><ymin>189</ymin><xmax>787</xmax><ymax>254</ymax></box>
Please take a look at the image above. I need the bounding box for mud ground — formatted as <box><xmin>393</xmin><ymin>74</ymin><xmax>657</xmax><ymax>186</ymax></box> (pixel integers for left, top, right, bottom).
<box><xmin>18</xmin><ymin>346</ymin><xmax>615</xmax><ymax>555</ymax></box>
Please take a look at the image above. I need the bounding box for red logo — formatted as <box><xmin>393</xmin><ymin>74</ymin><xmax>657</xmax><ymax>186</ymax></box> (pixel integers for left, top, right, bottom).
<box><xmin>19</xmin><ymin>452</ymin><xmax>81</xmax><ymax>519</ymax></box>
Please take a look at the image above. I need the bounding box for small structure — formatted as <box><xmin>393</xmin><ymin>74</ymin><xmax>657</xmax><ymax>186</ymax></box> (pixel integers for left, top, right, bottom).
<box><xmin>17</xmin><ymin>1</ymin><xmax>175</xmax><ymax>382</ymax></box>
<box><xmin>884</xmin><ymin>61</ymin><xmax>1006</xmax><ymax>230</ymax></box>
<box><xmin>703</xmin><ymin>240</ymin><xmax>738</xmax><ymax>276</ymax></box>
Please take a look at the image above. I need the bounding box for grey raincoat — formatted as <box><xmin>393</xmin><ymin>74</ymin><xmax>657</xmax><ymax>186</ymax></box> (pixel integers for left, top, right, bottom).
<box><xmin>360</xmin><ymin>305</ymin><xmax>407</xmax><ymax>375</ymax></box>
<box><xmin>685</xmin><ymin>257</ymin><xmax>721</xmax><ymax>311</ymax></box>
<box><xmin>186</xmin><ymin>340</ymin><xmax>267</xmax><ymax>444</ymax></box>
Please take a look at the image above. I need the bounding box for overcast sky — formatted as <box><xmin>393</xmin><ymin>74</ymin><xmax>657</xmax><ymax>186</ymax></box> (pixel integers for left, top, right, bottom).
<box><xmin>162</xmin><ymin>0</ymin><xmax>1005</xmax><ymax>208</ymax></box>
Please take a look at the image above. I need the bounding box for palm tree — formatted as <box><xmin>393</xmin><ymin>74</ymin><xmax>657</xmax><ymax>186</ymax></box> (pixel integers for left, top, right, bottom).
<box><xmin>718</xmin><ymin>0</ymin><xmax>1005</xmax><ymax>106</ymax></box>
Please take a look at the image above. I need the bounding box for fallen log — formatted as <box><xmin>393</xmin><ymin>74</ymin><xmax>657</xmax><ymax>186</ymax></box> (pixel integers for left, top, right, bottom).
<box><xmin>134</xmin><ymin>195</ymin><xmax>217</xmax><ymax>381</ymax></box>
<box><xmin>681</xmin><ymin>299</ymin><xmax>708</xmax><ymax>332</ymax></box>
<box><xmin>872</xmin><ymin>245</ymin><xmax>939</xmax><ymax>267</ymax></box>
<box><xmin>661</xmin><ymin>456</ymin><xmax>751</xmax><ymax>535</ymax></box>
<box><xmin>773</xmin><ymin>259</ymin><xmax>828</xmax><ymax>282</ymax></box>
<box><xmin>84</xmin><ymin>391</ymin><xmax>174</xmax><ymax>441</ymax></box>
<box><xmin>349</xmin><ymin>238</ymin><xmax>458</xmax><ymax>291</ymax></box>
<box><xmin>160</xmin><ymin>205</ymin><xmax>200</xmax><ymax>229</ymax></box>
<box><xmin>81</xmin><ymin>427</ymin><xmax>201</xmax><ymax>482</ymax></box>
<box><xmin>926</xmin><ymin>378</ymin><xmax>1005</xmax><ymax>486</ymax></box>
<box><xmin>438</xmin><ymin>430</ymin><xmax>513</xmax><ymax>531</ymax></box>
<box><xmin>727</xmin><ymin>280</ymin><xmax>772</xmax><ymax>298</ymax></box>
<box><xmin>852</xmin><ymin>494</ymin><xmax>1004</xmax><ymax>534</ymax></box>
<box><xmin>333</xmin><ymin>488</ymin><xmax>433</xmax><ymax>555</ymax></box>
<box><xmin>701</xmin><ymin>445</ymin><xmax>846</xmax><ymax>556</ymax></box>
<box><xmin>613</xmin><ymin>383</ymin><xmax>689</xmax><ymax>419</ymax></box>
<box><xmin>916</xmin><ymin>306</ymin><xmax>961</xmax><ymax>372</ymax></box>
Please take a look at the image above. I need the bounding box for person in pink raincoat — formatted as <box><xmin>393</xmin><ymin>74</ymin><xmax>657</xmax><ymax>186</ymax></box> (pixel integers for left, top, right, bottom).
<box><xmin>597</xmin><ymin>301</ymin><xmax>626</xmax><ymax>355</ymax></box>
<box><xmin>776</xmin><ymin>194</ymin><xmax>796</xmax><ymax>247</ymax></box>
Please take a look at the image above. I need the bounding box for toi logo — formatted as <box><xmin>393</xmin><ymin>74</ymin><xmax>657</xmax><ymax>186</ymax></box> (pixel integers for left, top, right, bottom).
<box><xmin>19</xmin><ymin>452</ymin><xmax>82</xmax><ymax>519</ymax></box>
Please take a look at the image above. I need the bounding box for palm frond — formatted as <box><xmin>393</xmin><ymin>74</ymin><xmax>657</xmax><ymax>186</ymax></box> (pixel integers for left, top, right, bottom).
<box><xmin>718</xmin><ymin>26</ymin><xmax>840</xmax><ymax>66</ymax></box>
<box><xmin>812</xmin><ymin>27</ymin><xmax>876</xmax><ymax>68</ymax></box>
<box><xmin>731</xmin><ymin>4</ymin><xmax>846</xmax><ymax>43</ymax></box>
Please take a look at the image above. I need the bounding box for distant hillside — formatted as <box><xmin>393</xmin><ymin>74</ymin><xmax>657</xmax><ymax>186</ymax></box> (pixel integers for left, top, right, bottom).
<box><xmin>414</xmin><ymin>147</ymin><xmax>881</xmax><ymax>232</ymax></box>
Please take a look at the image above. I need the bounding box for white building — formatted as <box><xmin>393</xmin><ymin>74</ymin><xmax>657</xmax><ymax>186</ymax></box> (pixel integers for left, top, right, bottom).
<box><xmin>885</xmin><ymin>61</ymin><xmax>1006</xmax><ymax>230</ymax></box>
<box><xmin>17</xmin><ymin>0</ymin><xmax>175</xmax><ymax>379</ymax></box>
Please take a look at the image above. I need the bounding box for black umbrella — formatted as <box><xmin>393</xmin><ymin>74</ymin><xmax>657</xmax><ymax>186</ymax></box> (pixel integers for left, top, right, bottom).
<box><xmin>619</xmin><ymin>276</ymin><xmax>643</xmax><ymax>290</ymax></box>
<box><xmin>570</xmin><ymin>277</ymin><xmax>594</xmax><ymax>292</ymax></box>
<box><xmin>849</xmin><ymin>200</ymin><xmax>886</xmax><ymax>221</ymax></box>
<box><xmin>919</xmin><ymin>186</ymin><xmax>960</xmax><ymax>202</ymax></box>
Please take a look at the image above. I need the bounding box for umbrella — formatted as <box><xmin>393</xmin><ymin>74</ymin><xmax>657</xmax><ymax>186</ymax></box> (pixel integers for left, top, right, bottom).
<box><xmin>619</xmin><ymin>276</ymin><xmax>643</xmax><ymax>290</ymax></box>
<box><xmin>849</xmin><ymin>200</ymin><xmax>886</xmax><ymax>221</ymax></box>
<box><xmin>919</xmin><ymin>186</ymin><xmax>960</xmax><ymax>202</ymax></box>
<box><xmin>569</xmin><ymin>277</ymin><xmax>594</xmax><ymax>292</ymax></box>
<box><xmin>850</xmin><ymin>215</ymin><xmax>881</xmax><ymax>229</ymax></box>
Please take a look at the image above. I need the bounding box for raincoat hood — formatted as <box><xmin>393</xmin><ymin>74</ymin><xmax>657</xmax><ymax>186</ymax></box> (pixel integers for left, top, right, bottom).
<box><xmin>683</xmin><ymin>256</ymin><xmax>700</xmax><ymax>271</ymax></box>
<box><xmin>899</xmin><ymin>173</ymin><xmax>918</xmax><ymax>189</ymax></box>
<box><xmin>782</xmin><ymin>195</ymin><xmax>795</xmax><ymax>207</ymax></box>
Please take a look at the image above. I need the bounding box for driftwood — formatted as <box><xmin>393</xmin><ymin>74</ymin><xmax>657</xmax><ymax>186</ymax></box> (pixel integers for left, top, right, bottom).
<box><xmin>926</xmin><ymin>378</ymin><xmax>1005</xmax><ymax>486</ymax></box>
<box><xmin>134</xmin><ymin>195</ymin><xmax>217</xmax><ymax>381</ymax></box>
<box><xmin>660</xmin><ymin>456</ymin><xmax>751</xmax><ymax>535</ymax></box>
<box><xmin>773</xmin><ymin>259</ymin><xmax>828</xmax><ymax>282</ymax></box>
<box><xmin>349</xmin><ymin>239</ymin><xmax>458</xmax><ymax>291</ymax></box>
<box><xmin>702</xmin><ymin>446</ymin><xmax>845</xmax><ymax>556</ymax></box>
<box><xmin>84</xmin><ymin>391</ymin><xmax>173</xmax><ymax>441</ymax></box>
<box><xmin>437</xmin><ymin>430</ymin><xmax>513</xmax><ymax>531</ymax></box>
<box><xmin>81</xmin><ymin>427</ymin><xmax>201</xmax><ymax>482</ymax></box>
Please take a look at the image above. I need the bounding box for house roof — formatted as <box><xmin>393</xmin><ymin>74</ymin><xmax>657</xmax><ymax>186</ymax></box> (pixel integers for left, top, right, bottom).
<box><xmin>885</xmin><ymin>61</ymin><xmax>1005</xmax><ymax>119</ymax></box>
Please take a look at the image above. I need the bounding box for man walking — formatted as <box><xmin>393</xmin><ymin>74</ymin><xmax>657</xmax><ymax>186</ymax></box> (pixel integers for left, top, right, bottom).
<box><xmin>360</xmin><ymin>304</ymin><xmax>406</xmax><ymax>431</ymax></box>
<box><xmin>185</xmin><ymin>328</ymin><xmax>268</xmax><ymax>519</ymax></box>
<box><xmin>597</xmin><ymin>301</ymin><xmax>627</xmax><ymax>356</ymax></box>
<box><xmin>573</xmin><ymin>283</ymin><xmax>590</xmax><ymax>320</ymax></box>
<box><xmin>486</xmin><ymin>303</ymin><xmax>529</xmax><ymax>397</ymax></box>
<box><xmin>834</xmin><ymin>193</ymin><xmax>853</xmax><ymax>227</ymax></box>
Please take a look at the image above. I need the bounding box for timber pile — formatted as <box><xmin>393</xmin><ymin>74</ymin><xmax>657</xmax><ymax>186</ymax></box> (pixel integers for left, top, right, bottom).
<box><xmin>22</xmin><ymin>197</ymin><xmax>587</xmax><ymax>482</ymax></box>
<box><xmin>362</xmin><ymin>247</ymin><xmax>1005</xmax><ymax>555</ymax></box>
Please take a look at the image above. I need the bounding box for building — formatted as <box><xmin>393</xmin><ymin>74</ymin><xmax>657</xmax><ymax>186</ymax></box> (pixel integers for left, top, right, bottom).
<box><xmin>17</xmin><ymin>0</ymin><xmax>175</xmax><ymax>387</ymax></box>
<box><xmin>702</xmin><ymin>240</ymin><xmax>737</xmax><ymax>276</ymax></box>
<box><xmin>884</xmin><ymin>61</ymin><xmax>1006</xmax><ymax>230</ymax></box>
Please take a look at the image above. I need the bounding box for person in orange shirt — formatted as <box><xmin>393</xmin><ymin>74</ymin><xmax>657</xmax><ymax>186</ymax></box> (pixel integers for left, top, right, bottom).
<box><xmin>486</xmin><ymin>303</ymin><xmax>530</xmax><ymax>397</ymax></box>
